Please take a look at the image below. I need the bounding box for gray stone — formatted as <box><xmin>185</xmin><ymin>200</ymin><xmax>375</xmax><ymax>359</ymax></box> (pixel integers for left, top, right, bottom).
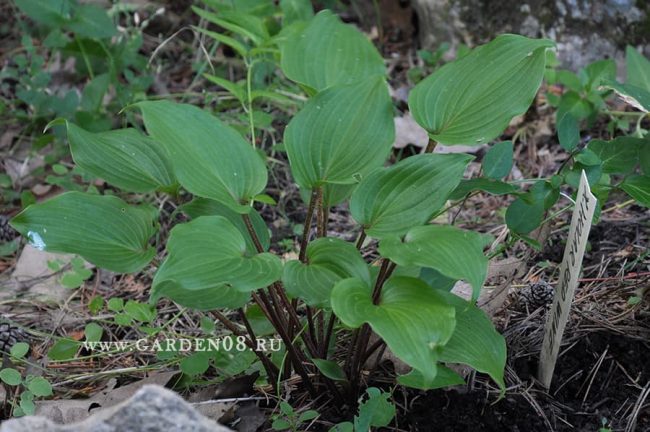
<box><xmin>412</xmin><ymin>0</ymin><xmax>650</xmax><ymax>71</ymax></box>
<box><xmin>0</xmin><ymin>385</ymin><xmax>233</xmax><ymax>432</ymax></box>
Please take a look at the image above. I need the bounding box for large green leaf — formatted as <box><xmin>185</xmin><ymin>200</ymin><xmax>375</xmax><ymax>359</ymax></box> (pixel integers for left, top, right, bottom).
<box><xmin>626</xmin><ymin>46</ymin><xmax>650</xmax><ymax>91</ymax></box>
<box><xmin>280</xmin><ymin>10</ymin><xmax>385</xmax><ymax>91</ymax></box>
<box><xmin>283</xmin><ymin>237</ymin><xmax>370</xmax><ymax>307</ymax></box>
<box><xmin>409</xmin><ymin>34</ymin><xmax>553</xmax><ymax>145</ymax></box>
<box><xmin>620</xmin><ymin>175</ymin><xmax>650</xmax><ymax>208</ymax></box>
<box><xmin>66</xmin><ymin>123</ymin><xmax>175</xmax><ymax>193</ymax></box>
<box><xmin>602</xmin><ymin>80</ymin><xmax>650</xmax><ymax>112</ymax></box>
<box><xmin>284</xmin><ymin>78</ymin><xmax>394</xmax><ymax>190</ymax></box>
<box><xmin>437</xmin><ymin>290</ymin><xmax>506</xmax><ymax>390</ymax></box>
<box><xmin>350</xmin><ymin>154</ymin><xmax>472</xmax><ymax>238</ymax></box>
<box><xmin>10</xmin><ymin>192</ymin><xmax>157</xmax><ymax>273</ymax></box>
<box><xmin>331</xmin><ymin>276</ymin><xmax>456</xmax><ymax>381</ymax></box>
<box><xmin>180</xmin><ymin>197</ymin><xmax>270</xmax><ymax>254</ymax></box>
<box><xmin>482</xmin><ymin>141</ymin><xmax>513</xmax><ymax>179</ymax></box>
<box><xmin>378</xmin><ymin>225</ymin><xmax>490</xmax><ymax>300</ymax></box>
<box><xmin>134</xmin><ymin>101</ymin><xmax>267</xmax><ymax>214</ymax></box>
<box><xmin>151</xmin><ymin>216</ymin><xmax>282</xmax><ymax>310</ymax></box>
<box><xmin>588</xmin><ymin>137</ymin><xmax>643</xmax><ymax>175</ymax></box>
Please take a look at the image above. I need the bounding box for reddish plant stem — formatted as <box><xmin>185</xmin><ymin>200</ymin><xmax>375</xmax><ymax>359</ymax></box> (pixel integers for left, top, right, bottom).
<box><xmin>355</xmin><ymin>229</ymin><xmax>367</xmax><ymax>250</ymax></box>
<box><xmin>321</xmin><ymin>313</ymin><xmax>336</xmax><ymax>358</ymax></box>
<box><xmin>425</xmin><ymin>138</ymin><xmax>438</xmax><ymax>153</ymax></box>
<box><xmin>299</xmin><ymin>188</ymin><xmax>319</xmax><ymax>262</ymax></box>
<box><xmin>237</xmin><ymin>308</ymin><xmax>280</xmax><ymax>382</ymax></box>
<box><xmin>316</xmin><ymin>187</ymin><xmax>326</xmax><ymax>238</ymax></box>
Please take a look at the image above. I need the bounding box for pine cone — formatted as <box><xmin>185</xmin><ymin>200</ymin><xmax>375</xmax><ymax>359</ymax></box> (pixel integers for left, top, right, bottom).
<box><xmin>521</xmin><ymin>281</ymin><xmax>555</xmax><ymax>310</ymax></box>
<box><xmin>0</xmin><ymin>322</ymin><xmax>28</xmax><ymax>355</ymax></box>
<box><xmin>0</xmin><ymin>215</ymin><xmax>18</xmax><ymax>243</ymax></box>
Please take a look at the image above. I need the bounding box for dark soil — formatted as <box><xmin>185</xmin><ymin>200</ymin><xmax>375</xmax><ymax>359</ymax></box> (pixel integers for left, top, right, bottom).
<box><xmin>402</xmin><ymin>331</ymin><xmax>650</xmax><ymax>431</ymax></box>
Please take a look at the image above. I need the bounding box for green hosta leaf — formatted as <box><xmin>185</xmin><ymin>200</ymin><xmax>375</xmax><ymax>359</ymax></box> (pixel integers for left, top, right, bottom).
<box><xmin>626</xmin><ymin>46</ymin><xmax>650</xmax><ymax>91</ymax></box>
<box><xmin>67</xmin><ymin>4</ymin><xmax>117</xmax><ymax>39</ymax></box>
<box><xmin>602</xmin><ymin>80</ymin><xmax>650</xmax><ymax>112</ymax></box>
<box><xmin>409</xmin><ymin>34</ymin><xmax>553</xmax><ymax>145</ymax></box>
<box><xmin>557</xmin><ymin>113</ymin><xmax>580</xmax><ymax>151</ymax></box>
<box><xmin>449</xmin><ymin>178</ymin><xmax>518</xmax><ymax>200</ymax></box>
<box><xmin>331</xmin><ymin>276</ymin><xmax>456</xmax><ymax>381</ymax></box>
<box><xmin>620</xmin><ymin>175</ymin><xmax>650</xmax><ymax>207</ymax></box>
<box><xmin>151</xmin><ymin>216</ymin><xmax>282</xmax><ymax>310</ymax></box>
<box><xmin>66</xmin><ymin>123</ymin><xmax>175</xmax><ymax>193</ymax></box>
<box><xmin>482</xmin><ymin>141</ymin><xmax>513</xmax><ymax>179</ymax></box>
<box><xmin>280</xmin><ymin>10</ymin><xmax>385</xmax><ymax>91</ymax></box>
<box><xmin>180</xmin><ymin>197</ymin><xmax>270</xmax><ymax>254</ymax></box>
<box><xmin>284</xmin><ymin>78</ymin><xmax>394</xmax><ymax>190</ymax></box>
<box><xmin>378</xmin><ymin>226</ymin><xmax>490</xmax><ymax>300</ymax></box>
<box><xmin>313</xmin><ymin>358</ymin><xmax>347</xmax><ymax>381</ymax></box>
<box><xmin>588</xmin><ymin>137</ymin><xmax>643</xmax><ymax>174</ymax></box>
<box><xmin>283</xmin><ymin>237</ymin><xmax>370</xmax><ymax>307</ymax></box>
<box><xmin>350</xmin><ymin>153</ymin><xmax>472</xmax><ymax>238</ymax></box>
<box><xmin>398</xmin><ymin>365</ymin><xmax>465</xmax><ymax>390</ymax></box>
<box><xmin>437</xmin><ymin>290</ymin><xmax>506</xmax><ymax>390</ymax></box>
<box><xmin>134</xmin><ymin>101</ymin><xmax>267</xmax><ymax>214</ymax></box>
<box><xmin>11</xmin><ymin>192</ymin><xmax>157</xmax><ymax>273</ymax></box>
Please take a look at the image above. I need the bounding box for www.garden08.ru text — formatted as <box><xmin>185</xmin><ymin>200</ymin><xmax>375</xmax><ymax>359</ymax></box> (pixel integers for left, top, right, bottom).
<box><xmin>82</xmin><ymin>336</ymin><xmax>283</xmax><ymax>353</ymax></box>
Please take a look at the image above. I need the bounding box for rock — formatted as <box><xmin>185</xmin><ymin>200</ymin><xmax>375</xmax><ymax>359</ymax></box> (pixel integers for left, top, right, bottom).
<box><xmin>0</xmin><ymin>385</ymin><xmax>233</xmax><ymax>432</ymax></box>
<box><xmin>412</xmin><ymin>0</ymin><xmax>650</xmax><ymax>71</ymax></box>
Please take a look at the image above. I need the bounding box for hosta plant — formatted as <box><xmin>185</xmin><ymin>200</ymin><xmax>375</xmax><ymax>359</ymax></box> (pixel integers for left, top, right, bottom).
<box><xmin>11</xmin><ymin>10</ymin><xmax>562</xmax><ymax>412</ymax></box>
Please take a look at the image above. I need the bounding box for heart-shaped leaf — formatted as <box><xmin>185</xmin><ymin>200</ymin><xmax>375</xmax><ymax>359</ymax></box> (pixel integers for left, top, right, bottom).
<box><xmin>331</xmin><ymin>276</ymin><xmax>456</xmax><ymax>381</ymax></box>
<box><xmin>620</xmin><ymin>175</ymin><xmax>650</xmax><ymax>207</ymax></box>
<box><xmin>350</xmin><ymin>153</ymin><xmax>472</xmax><ymax>238</ymax></box>
<box><xmin>134</xmin><ymin>101</ymin><xmax>267</xmax><ymax>214</ymax></box>
<box><xmin>436</xmin><ymin>290</ymin><xmax>506</xmax><ymax>390</ymax></box>
<box><xmin>482</xmin><ymin>141</ymin><xmax>513</xmax><ymax>179</ymax></box>
<box><xmin>180</xmin><ymin>197</ymin><xmax>270</xmax><ymax>254</ymax></box>
<box><xmin>602</xmin><ymin>80</ymin><xmax>650</xmax><ymax>112</ymax></box>
<box><xmin>10</xmin><ymin>192</ymin><xmax>157</xmax><ymax>273</ymax></box>
<box><xmin>151</xmin><ymin>216</ymin><xmax>282</xmax><ymax>310</ymax></box>
<box><xmin>378</xmin><ymin>225</ymin><xmax>490</xmax><ymax>300</ymax></box>
<box><xmin>66</xmin><ymin>123</ymin><xmax>176</xmax><ymax>193</ymax></box>
<box><xmin>280</xmin><ymin>10</ymin><xmax>385</xmax><ymax>91</ymax></box>
<box><xmin>284</xmin><ymin>78</ymin><xmax>394</xmax><ymax>190</ymax></box>
<box><xmin>588</xmin><ymin>137</ymin><xmax>643</xmax><ymax>175</ymax></box>
<box><xmin>409</xmin><ymin>34</ymin><xmax>553</xmax><ymax>144</ymax></box>
<box><xmin>283</xmin><ymin>237</ymin><xmax>370</xmax><ymax>307</ymax></box>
